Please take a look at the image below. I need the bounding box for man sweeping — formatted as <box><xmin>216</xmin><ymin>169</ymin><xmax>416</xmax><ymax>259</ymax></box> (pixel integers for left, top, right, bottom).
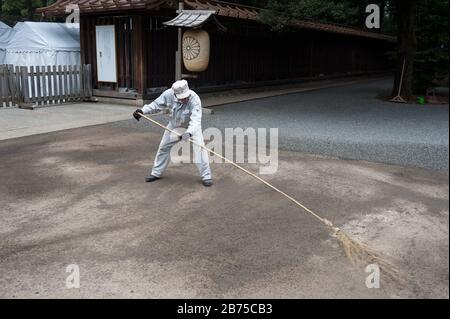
<box><xmin>133</xmin><ymin>80</ymin><xmax>213</xmax><ymax>187</ymax></box>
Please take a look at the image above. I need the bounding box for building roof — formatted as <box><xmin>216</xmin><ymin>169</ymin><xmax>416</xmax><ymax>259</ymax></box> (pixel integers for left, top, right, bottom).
<box><xmin>292</xmin><ymin>20</ymin><xmax>396</xmax><ymax>42</ymax></box>
<box><xmin>36</xmin><ymin>0</ymin><xmax>168</xmax><ymax>15</ymax></box>
<box><xmin>163</xmin><ymin>9</ymin><xmax>227</xmax><ymax>31</ymax></box>
<box><xmin>0</xmin><ymin>21</ymin><xmax>15</xmax><ymax>49</ymax></box>
<box><xmin>37</xmin><ymin>0</ymin><xmax>396</xmax><ymax>42</ymax></box>
<box><xmin>184</xmin><ymin>0</ymin><xmax>258</xmax><ymax>20</ymax></box>
<box><xmin>163</xmin><ymin>10</ymin><xmax>217</xmax><ymax>28</ymax></box>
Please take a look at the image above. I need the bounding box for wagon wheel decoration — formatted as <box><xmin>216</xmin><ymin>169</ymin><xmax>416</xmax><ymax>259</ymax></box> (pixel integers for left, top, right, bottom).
<box><xmin>183</xmin><ymin>36</ymin><xmax>201</xmax><ymax>61</ymax></box>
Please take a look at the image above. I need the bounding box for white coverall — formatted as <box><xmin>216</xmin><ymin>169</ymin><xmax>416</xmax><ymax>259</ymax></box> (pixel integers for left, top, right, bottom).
<box><xmin>141</xmin><ymin>88</ymin><xmax>212</xmax><ymax>180</ymax></box>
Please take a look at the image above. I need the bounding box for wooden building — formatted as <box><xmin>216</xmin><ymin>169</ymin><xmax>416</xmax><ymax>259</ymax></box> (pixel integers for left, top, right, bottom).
<box><xmin>37</xmin><ymin>0</ymin><xmax>396</xmax><ymax>104</ymax></box>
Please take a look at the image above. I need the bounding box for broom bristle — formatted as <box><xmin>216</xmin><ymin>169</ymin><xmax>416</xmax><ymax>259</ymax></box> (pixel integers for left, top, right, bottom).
<box><xmin>332</xmin><ymin>227</ymin><xmax>404</xmax><ymax>282</ymax></box>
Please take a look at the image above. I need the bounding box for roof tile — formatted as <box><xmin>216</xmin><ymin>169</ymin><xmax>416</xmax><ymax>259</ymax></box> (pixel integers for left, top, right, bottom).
<box><xmin>37</xmin><ymin>0</ymin><xmax>395</xmax><ymax>42</ymax></box>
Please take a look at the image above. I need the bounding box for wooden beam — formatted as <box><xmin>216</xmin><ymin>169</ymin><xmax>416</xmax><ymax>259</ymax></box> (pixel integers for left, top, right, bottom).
<box><xmin>132</xmin><ymin>15</ymin><xmax>147</xmax><ymax>95</ymax></box>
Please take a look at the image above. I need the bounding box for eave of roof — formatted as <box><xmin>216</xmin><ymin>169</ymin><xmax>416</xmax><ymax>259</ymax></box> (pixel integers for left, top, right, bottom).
<box><xmin>163</xmin><ymin>10</ymin><xmax>217</xmax><ymax>28</ymax></box>
<box><xmin>293</xmin><ymin>20</ymin><xmax>396</xmax><ymax>42</ymax></box>
<box><xmin>36</xmin><ymin>0</ymin><xmax>168</xmax><ymax>16</ymax></box>
<box><xmin>37</xmin><ymin>0</ymin><xmax>396</xmax><ymax>42</ymax></box>
<box><xmin>184</xmin><ymin>0</ymin><xmax>258</xmax><ymax>20</ymax></box>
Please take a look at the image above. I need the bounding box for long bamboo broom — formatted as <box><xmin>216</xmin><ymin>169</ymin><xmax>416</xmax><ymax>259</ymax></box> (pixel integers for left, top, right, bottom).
<box><xmin>138</xmin><ymin>112</ymin><xmax>402</xmax><ymax>281</ymax></box>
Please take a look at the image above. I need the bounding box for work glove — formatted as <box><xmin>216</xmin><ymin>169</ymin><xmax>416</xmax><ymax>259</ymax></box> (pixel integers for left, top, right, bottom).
<box><xmin>133</xmin><ymin>109</ymin><xmax>143</xmax><ymax>121</ymax></box>
<box><xmin>180</xmin><ymin>132</ymin><xmax>192</xmax><ymax>142</ymax></box>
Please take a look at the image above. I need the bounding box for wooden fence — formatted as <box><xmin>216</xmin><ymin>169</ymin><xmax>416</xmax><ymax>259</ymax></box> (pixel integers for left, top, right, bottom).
<box><xmin>0</xmin><ymin>64</ymin><xmax>93</xmax><ymax>108</ymax></box>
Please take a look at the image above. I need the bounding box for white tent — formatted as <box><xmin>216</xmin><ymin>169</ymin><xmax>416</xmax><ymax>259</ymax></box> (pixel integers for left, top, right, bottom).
<box><xmin>0</xmin><ymin>21</ymin><xmax>14</xmax><ymax>64</ymax></box>
<box><xmin>4</xmin><ymin>22</ymin><xmax>80</xmax><ymax>67</ymax></box>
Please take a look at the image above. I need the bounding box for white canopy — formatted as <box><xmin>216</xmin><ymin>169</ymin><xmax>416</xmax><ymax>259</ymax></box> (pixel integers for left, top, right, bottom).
<box><xmin>0</xmin><ymin>21</ymin><xmax>14</xmax><ymax>64</ymax></box>
<box><xmin>4</xmin><ymin>22</ymin><xmax>80</xmax><ymax>67</ymax></box>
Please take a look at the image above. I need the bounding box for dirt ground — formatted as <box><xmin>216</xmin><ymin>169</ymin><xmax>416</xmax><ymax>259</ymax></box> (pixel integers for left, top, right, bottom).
<box><xmin>0</xmin><ymin>123</ymin><xmax>448</xmax><ymax>298</ymax></box>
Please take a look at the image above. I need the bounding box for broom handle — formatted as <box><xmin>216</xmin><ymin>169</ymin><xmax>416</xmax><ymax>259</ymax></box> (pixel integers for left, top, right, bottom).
<box><xmin>139</xmin><ymin>112</ymin><xmax>334</xmax><ymax>229</ymax></box>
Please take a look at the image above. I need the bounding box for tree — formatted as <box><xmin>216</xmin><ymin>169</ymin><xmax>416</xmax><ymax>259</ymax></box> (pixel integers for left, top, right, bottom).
<box><xmin>226</xmin><ymin>0</ymin><xmax>268</xmax><ymax>7</ymax></box>
<box><xmin>251</xmin><ymin>0</ymin><xmax>440</xmax><ymax>100</ymax></box>
<box><xmin>413</xmin><ymin>0</ymin><xmax>449</xmax><ymax>94</ymax></box>
<box><xmin>1</xmin><ymin>0</ymin><xmax>56</xmax><ymax>25</ymax></box>
<box><xmin>26</xmin><ymin>0</ymin><xmax>33</xmax><ymax>20</ymax></box>
<box><xmin>255</xmin><ymin>0</ymin><xmax>393</xmax><ymax>30</ymax></box>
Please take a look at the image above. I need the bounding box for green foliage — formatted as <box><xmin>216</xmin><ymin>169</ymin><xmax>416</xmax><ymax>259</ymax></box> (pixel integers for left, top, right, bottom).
<box><xmin>257</xmin><ymin>0</ymin><xmax>396</xmax><ymax>33</ymax></box>
<box><xmin>225</xmin><ymin>0</ymin><xmax>267</xmax><ymax>6</ymax></box>
<box><xmin>413</xmin><ymin>0</ymin><xmax>449</xmax><ymax>92</ymax></box>
<box><xmin>257</xmin><ymin>0</ymin><xmax>370</xmax><ymax>30</ymax></box>
<box><xmin>250</xmin><ymin>0</ymin><xmax>448</xmax><ymax>93</ymax></box>
<box><xmin>1</xmin><ymin>0</ymin><xmax>57</xmax><ymax>25</ymax></box>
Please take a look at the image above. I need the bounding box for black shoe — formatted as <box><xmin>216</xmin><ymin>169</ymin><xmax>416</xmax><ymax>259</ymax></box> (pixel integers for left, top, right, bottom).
<box><xmin>145</xmin><ymin>175</ymin><xmax>160</xmax><ymax>183</ymax></box>
<box><xmin>202</xmin><ymin>179</ymin><xmax>214</xmax><ymax>187</ymax></box>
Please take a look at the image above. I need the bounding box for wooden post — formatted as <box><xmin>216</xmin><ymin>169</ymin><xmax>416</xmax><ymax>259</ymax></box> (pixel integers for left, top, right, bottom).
<box><xmin>28</xmin><ymin>66</ymin><xmax>34</xmax><ymax>103</ymax></box>
<box><xmin>35</xmin><ymin>66</ymin><xmax>42</xmax><ymax>105</ymax></box>
<box><xmin>0</xmin><ymin>65</ymin><xmax>6</xmax><ymax>107</ymax></box>
<box><xmin>6</xmin><ymin>65</ymin><xmax>13</xmax><ymax>106</ymax></box>
<box><xmin>67</xmin><ymin>65</ymin><xmax>75</xmax><ymax>102</ymax></box>
<box><xmin>132</xmin><ymin>15</ymin><xmax>147</xmax><ymax>100</ymax></box>
<box><xmin>74</xmin><ymin>65</ymin><xmax>79</xmax><ymax>100</ymax></box>
<box><xmin>52</xmin><ymin>65</ymin><xmax>58</xmax><ymax>103</ymax></box>
<box><xmin>42</xmin><ymin>65</ymin><xmax>48</xmax><ymax>105</ymax></box>
<box><xmin>63</xmin><ymin>65</ymin><xmax>69</xmax><ymax>102</ymax></box>
<box><xmin>80</xmin><ymin>64</ymin><xmax>86</xmax><ymax>100</ymax></box>
<box><xmin>87</xmin><ymin>64</ymin><xmax>93</xmax><ymax>96</ymax></box>
<box><xmin>19</xmin><ymin>66</ymin><xmax>35</xmax><ymax>109</ymax></box>
<box><xmin>58</xmin><ymin>65</ymin><xmax>63</xmax><ymax>103</ymax></box>
<box><xmin>15</xmin><ymin>65</ymin><xmax>22</xmax><ymax>104</ymax></box>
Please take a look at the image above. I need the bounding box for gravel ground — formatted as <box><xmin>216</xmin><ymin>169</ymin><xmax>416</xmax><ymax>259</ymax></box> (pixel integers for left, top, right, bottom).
<box><xmin>116</xmin><ymin>79</ymin><xmax>449</xmax><ymax>170</ymax></box>
<box><xmin>1</xmin><ymin>123</ymin><xmax>448</xmax><ymax>298</ymax></box>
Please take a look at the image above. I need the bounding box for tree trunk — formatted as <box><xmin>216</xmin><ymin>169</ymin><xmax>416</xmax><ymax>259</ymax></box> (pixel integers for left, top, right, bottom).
<box><xmin>391</xmin><ymin>0</ymin><xmax>417</xmax><ymax>100</ymax></box>
<box><xmin>26</xmin><ymin>0</ymin><xmax>33</xmax><ymax>20</ymax></box>
<box><xmin>380</xmin><ymin>0</ymin><xmax>385</xmax><ymax>27</ymax></box>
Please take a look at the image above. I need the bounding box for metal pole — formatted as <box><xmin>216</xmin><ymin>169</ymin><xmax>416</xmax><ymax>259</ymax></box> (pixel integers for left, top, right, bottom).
<box><xmin>175</xmin><ymin>1</ymin><xmax>184</xmax><ymax>80</ymax></box>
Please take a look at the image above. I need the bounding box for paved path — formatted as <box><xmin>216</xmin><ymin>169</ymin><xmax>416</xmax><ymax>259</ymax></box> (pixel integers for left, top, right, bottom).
<box><xmin>207</xmin><ymin>79</ymin><xmax>449</xmax><ymax>170</ymax></box>
<box><xmin>2</xmin><ymin>78</ymin><xmax>448</xmax><ymax>170</ymax></box>
<box><xmin>0</xmin><ymin>123</ymin><xmax>448</xmax><ymax>298</ymax></box>
<box><xmin>0</xmin><ymin>103</ymin><xmax>132</xmax><ymax>141</ymax></box>
<box><xmin>0</xmin><ymin>76</ymin><xmax>384</xmax><ymax>141</ymax></box>
<box><xmin>125</xmin><ymin>79</ymin><xmax>449</xmax><ymax>170</ymax></box>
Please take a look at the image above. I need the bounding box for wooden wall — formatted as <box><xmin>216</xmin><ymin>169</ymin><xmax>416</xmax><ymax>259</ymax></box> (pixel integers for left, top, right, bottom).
<box><xmin>79</xmin><ymin>13</ymin><xmax>394</xmax><ymax>97</ymax></box>
<box><xmin>188</xmin><ymin>19</ymin><xmax>393</xmax><ymax>88</ymax></box>
<box><xmin>144</xmin><ymin>17</ymin><xmax>393</xmax><ymax>89</ymax></box>
<box><xmin>145</xmin><ymin>15</ymin><xmax>177</xmax><ymax>89</ymax></box>
<box><xmin>80</xmin><ymin>14</ymin><xmax>145</xmax><ymax>97</ymax></box>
